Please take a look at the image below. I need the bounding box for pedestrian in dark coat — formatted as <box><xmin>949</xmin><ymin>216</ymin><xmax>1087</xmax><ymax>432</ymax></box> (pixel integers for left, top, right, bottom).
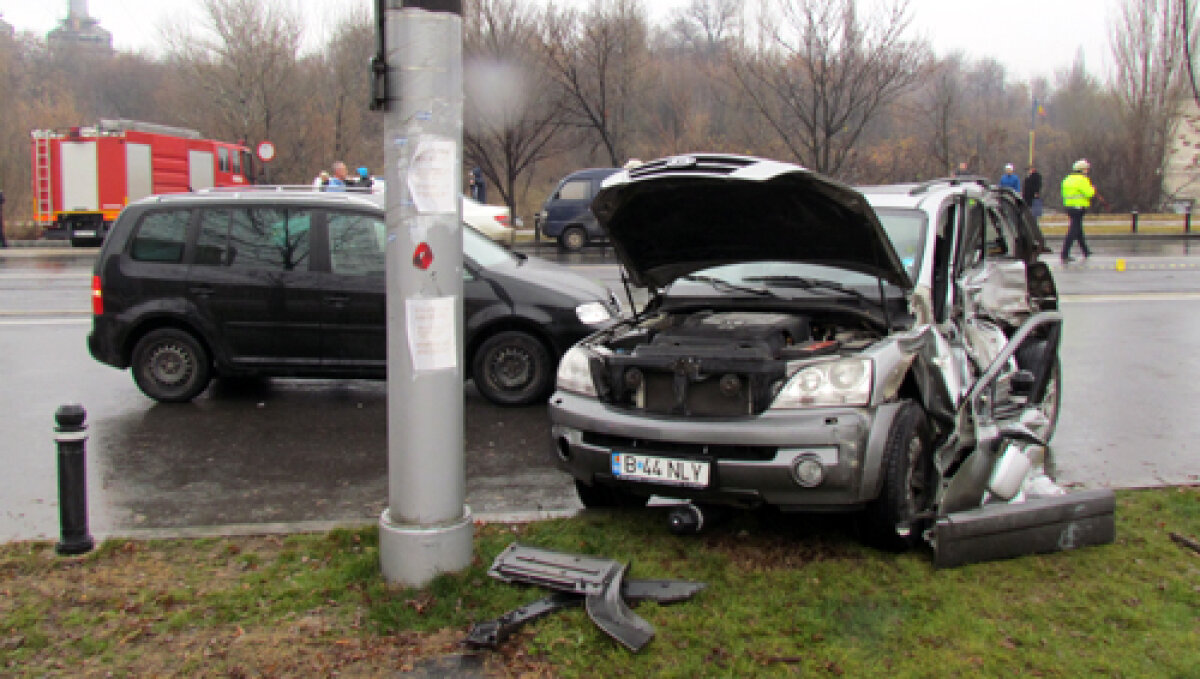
<box><xmin>1023</xmin><ymin>165</ymin><xmax>1044</xmax><ymax>219</ymax></box>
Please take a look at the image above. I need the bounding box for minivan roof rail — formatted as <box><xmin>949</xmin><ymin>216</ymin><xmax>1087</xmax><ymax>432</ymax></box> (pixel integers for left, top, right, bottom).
<box><xmin>196</xmin><ymin>184</ymin><xmax>376</xmax><ymax>195</ymax></box>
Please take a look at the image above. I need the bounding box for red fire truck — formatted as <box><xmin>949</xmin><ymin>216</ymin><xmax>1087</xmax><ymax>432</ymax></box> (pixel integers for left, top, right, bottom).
<box><xmin>31</xmin><ymin>119</ymin><xmax>254</xmax><ymax>245</ymax></box>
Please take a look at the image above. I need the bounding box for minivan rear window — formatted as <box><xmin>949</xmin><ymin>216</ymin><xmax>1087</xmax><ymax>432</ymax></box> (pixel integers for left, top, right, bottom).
<box><xmin>130</xmin><ymin>210</ymin><xmax>191</xmax><ymax>263</ymax></box>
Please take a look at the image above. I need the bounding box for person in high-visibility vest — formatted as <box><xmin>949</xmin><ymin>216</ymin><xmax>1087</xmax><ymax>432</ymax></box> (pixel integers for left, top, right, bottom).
<box><xmin>1060</xmin><ymin>158</ymin><xmax>1106</xmax><ymax>263</ymax></box>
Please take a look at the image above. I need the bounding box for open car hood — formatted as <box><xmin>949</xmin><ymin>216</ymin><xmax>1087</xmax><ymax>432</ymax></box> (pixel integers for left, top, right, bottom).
<box><xmin>592</xmin><ymin>156</ymin><xmax>912</xmax><ymax>290</ymax></box>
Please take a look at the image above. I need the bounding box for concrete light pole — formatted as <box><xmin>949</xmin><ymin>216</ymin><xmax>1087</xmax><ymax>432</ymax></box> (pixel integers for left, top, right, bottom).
<box><xmin>376</xmin><ymin>0</ymin><xmax>472</xmax><ymax>587</ymax></box>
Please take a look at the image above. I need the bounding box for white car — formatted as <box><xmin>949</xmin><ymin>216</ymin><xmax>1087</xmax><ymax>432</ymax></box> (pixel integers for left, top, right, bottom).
<box><xmin>354</xmin><ymin>179</ymin><xmax>515</xmax><ymax>242</ymax></box>
<box><xmin>462</xmin><ymin>195</ymin><xmax>515</xmax><ymax>240</ymax></box>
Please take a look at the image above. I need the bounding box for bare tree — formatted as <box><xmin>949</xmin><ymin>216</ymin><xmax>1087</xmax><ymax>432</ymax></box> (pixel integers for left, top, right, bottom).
<box><xmin>665</xmin><ymin>0</ymin><xmax>742</xmax><ymax>59</ymax></box>
<box><xmin>463</xmin><ymin>0</ymin><xmax>568</xmax><ymax>219</ymax></box>
<box><xmin>0</xmin><ymin>34</ymin><xmax>84</xmax><ymax>223</ymax></box>
<box><xmin>541</xmin><ymin>0</ymin><xmax>651</xmax><ymax>167</ymax></box>
<box><xmin>320</xmin><ymin>10</ymin><xmax>380</xmax><ymax>174</ymax></box>
<box><xmin>915</xmin><ymin>54</ymin><xmax>969</xmax><ymax>175</ymax></box>
<box><xmin>1109</xmin><ymin>0</ymin><xmax>1189</xmax><ymax>209</ymax></box>
<box><xmin>1042</xmin><ymin>55</ymin><xmax>1121</xmax><ymax>207</ymax></box>
<box><xmin>163</xmin><ymin>0</ymin><xmax>305</xmax><ymax>182</ymax></box>
<box><xmin>730</xmin><ymin>0</ymin><xmax>928</xmax><ymax>177</ymax></box>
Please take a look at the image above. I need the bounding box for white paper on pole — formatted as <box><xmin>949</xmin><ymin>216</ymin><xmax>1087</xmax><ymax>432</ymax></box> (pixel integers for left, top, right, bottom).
<box><xmin>406</xmin><ymin>296</ymin><xmax>457</xmax><ymax>372</ymax></box>
<box><xmin>406</xmin><ymin>136</ymin><xmax>457</xmax><ymax>213</ymax></box>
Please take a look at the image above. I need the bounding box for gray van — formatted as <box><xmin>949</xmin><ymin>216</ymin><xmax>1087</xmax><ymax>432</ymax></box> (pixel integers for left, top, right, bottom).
<box><xmin>535</xmin><ymin>168</ymin><xmax>619</xmax><ymax>251</ymax></box>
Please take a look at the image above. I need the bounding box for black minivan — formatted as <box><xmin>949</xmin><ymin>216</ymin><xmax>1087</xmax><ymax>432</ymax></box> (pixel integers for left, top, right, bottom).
<box><xmin>88</xmin><ymin>190</ymin><xmax>621</xmax><ymax>406</ymax></box>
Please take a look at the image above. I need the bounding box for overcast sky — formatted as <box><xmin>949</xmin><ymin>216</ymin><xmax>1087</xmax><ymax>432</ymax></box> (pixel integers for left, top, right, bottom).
<box><xmin>1</xmin><ymin>0</ymin><xmax>1119</xmax><ymax>82</ymax></box>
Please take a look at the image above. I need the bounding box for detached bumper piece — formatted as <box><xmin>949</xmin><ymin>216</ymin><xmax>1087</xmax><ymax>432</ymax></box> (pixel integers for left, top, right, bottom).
<box><xmin>932</xmin><ymin>489</ymin><xmax>1116</xmax><ymax>568</ymax></box>
<box><xmin>468</xmin><ymin>543</ymin><xmax>705</xmax><ymax>652</ymax></box>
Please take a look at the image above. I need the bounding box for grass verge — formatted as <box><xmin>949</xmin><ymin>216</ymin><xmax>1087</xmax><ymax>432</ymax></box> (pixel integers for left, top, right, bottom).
<box><xmin>2</xmin><ymin>487</ymin><xmax>1197</xmax><ymax>677</ymax></box>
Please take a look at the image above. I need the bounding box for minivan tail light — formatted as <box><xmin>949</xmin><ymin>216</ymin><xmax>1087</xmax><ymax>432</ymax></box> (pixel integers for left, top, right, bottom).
<box><xmin>495</xmin><ymin>215</ymin><xmax>510</xmax><ymax>227</ymax></box>
<box><xmin>91</xmin><ymin>276</ymin><xmax>103</xmax><ymax>315</ymax></box>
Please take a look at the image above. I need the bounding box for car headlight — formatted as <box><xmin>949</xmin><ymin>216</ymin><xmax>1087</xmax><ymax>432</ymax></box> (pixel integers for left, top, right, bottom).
<box><xmin>556</xmin><ymin>346</ymin><xmax>597</xmax><ymax>397</ymax></box>
<box><xmin>576</xmin><ymin>301</ymin><xmax>612</xmax><ymax>326</ymax></box>
<box><xmin>771</xmin><ymin>357</ymin><xmax>873</xmax><ymax>409</ymax></box>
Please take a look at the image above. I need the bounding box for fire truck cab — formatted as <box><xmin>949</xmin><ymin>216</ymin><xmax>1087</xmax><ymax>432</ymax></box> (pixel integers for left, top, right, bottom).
<box><xmin>31</xmin><ymin>119</ymin><xmax>253</xmax><ymax>246</ymax></box>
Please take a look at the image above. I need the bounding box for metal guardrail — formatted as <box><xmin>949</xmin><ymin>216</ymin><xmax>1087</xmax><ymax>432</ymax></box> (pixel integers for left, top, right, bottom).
<box><xmin>1039</xmin><ymin>211</ymin><xmax>1194</xmax><ymax>235</ymax></box>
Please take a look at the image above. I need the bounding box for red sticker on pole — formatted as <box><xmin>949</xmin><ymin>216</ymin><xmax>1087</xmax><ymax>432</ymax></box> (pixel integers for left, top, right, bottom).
<box><xmin>412</xmin><ymin>242</ymin><xmax>434</xmax><ymax>270</ymax></box>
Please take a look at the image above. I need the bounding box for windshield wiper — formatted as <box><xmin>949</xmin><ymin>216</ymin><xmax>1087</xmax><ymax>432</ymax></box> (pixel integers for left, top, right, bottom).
<box><xmin>680</xmin><ymin>274</ymin><xmax>777</xmax><ymax>298</ymax></box>
<box><xmin>742</xmin><ymin>275</ymin><xmax>886</xmax><ymax>308</ymax></box>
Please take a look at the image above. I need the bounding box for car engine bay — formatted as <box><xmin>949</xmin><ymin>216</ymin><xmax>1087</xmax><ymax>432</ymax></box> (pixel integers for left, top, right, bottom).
<box><xmin>586</xmin><ymin>310</ymin><xmax>883</xmax><ymax>416</ymax></box>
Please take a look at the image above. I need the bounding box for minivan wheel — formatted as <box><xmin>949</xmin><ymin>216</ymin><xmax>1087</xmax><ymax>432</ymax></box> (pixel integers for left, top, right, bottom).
<box><xmin>472</xmin><ymin>330</ymin><xmax>553</xmax><ymax>406</ymax></box>
<box><xmin>560</xmin><ymin>226</ymin><xmax>587</xmax><ymax>252</ymax></box>
<box><xmin>131</xmin><ymin>329</ymin><xmax>212</xmax><ymax>403</ymax></box>
<box><xmin>863</xmin><ymin>401</ymin><xmax>934</xmax><ymax>552</ymax></box>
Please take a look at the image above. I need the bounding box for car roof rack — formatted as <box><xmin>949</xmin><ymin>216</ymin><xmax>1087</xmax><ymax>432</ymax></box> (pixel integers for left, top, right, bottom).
<box><xmin>196</xmin><ymin>184</ymin><xmax>376</xmax><ymax>195</ymax></box>
<box><xmin>908</xmin><ymin>176</ymin><xmax>992</xmax><ymax>196</ymax></box>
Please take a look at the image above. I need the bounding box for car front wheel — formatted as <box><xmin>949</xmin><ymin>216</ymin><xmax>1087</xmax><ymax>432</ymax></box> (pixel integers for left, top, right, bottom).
<box><xmin>864</xmin><ymin>401</ymin><xmax>934</xmax><ymax>551</ymax></box>
<box><xmin>471</xmin><ymin>330</ymin><xmax>553</xmax><ymax>406</ymax></box>
<box><xmin>560</xmin><ymin>226</ymin><xmax>587</xmax><ymax>252</ymax></box>
<box><xmin>131</xmin><ymin>328</ymin><xmax>212</xmax><ymax>403</ymax></box>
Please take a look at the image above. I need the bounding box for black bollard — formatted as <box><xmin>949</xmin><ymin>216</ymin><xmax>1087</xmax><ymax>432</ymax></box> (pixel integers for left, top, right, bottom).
<box><xmin>55</xmin><ymin>404</ymin><xmax>94</xmax><ymax>556</ymax></box>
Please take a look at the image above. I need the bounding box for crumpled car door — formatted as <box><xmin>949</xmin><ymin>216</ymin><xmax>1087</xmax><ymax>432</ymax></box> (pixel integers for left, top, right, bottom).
<box><xmin>935</xmin><ymin>311</ymin><xmax>1062</xmax><ymax>514</ymax></box>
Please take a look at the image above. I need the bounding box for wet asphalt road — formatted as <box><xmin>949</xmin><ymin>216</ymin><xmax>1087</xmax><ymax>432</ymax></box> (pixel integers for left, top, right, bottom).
<box><xmin>2</xmin><ymin>238</ymin><xmax>1199</xmax><ymax>542</ymax></box>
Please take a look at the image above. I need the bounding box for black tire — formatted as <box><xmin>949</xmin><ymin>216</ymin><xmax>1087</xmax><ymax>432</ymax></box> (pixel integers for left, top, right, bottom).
<box><xmin>471</xmin><ymin>330</ymin><xmax>553</xmax><ymax>406</ymax></box>
<box><xmin>574</xmin><ymin>480</ymin><xmax>648</xmax><ymax>509</ymax></box>
<box><xmin>131</xmin><ymin>329</ymin><xmax>212</xmax><ymax>403</ymax></box>
<box><xmin>559</xmin><ymin>226</ymin><xmax>587</xmax><ymax>252</ymax></box>
<box><xmin>1016</xmin><ymin>340</ymin><xmax>1062</xmax><ymax>442</ymax></box>
<box><xmin>1035</xmin><ymin>358</ymin><xmax>1062</xmax><ymax>442</ymax></box>
<box><xmin>864</xmin><ymin>401</ymin><xmax>934</xmax><ymax>551</ymax></box>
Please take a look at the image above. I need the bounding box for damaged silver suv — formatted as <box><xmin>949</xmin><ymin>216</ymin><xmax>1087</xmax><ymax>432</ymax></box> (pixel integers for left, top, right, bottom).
<box><xmin>549</xmin><ymin>155</ymin><xmax>1112</xmax><ymax>562</ymax></box>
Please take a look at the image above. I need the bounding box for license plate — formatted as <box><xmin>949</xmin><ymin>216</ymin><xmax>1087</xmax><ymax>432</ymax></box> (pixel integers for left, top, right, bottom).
<box><xmin>611</xmin><ymin>452</ymin><xmax>710</xmax><ymax>488</ymax></box>
<box><xmin>74</xmin><ymin>230</ymin><xmax>96</xmax><ymax>237</ymax></box>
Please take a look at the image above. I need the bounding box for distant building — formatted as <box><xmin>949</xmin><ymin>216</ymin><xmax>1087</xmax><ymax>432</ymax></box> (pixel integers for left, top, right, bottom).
<box><xmin>1164</xmin><ymin>99</ymin><xmax>1200</xmax><ymax>212</ymax></box>
<box><xmin>47</xmin><ymin>0</ymin><xmax>112</xmax><ymax>53</ymax></box>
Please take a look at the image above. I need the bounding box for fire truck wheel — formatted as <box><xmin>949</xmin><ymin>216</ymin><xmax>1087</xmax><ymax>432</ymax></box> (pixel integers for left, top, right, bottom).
<box><xmin>131</xmin><ymin>329</ymin><xmax>212</xmax><ymax>403</ymax></box>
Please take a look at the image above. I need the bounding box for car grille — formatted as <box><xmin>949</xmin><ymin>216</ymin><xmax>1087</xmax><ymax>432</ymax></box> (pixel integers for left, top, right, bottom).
<box><xmin>581</xmin><ymin>432</ymin><xmax>777</xmax><ymax>461</ymax></box>
<box><xmin>641</xmin><ymin>371</ymin><xmax>756</xmax><ymax>416</ymax></box>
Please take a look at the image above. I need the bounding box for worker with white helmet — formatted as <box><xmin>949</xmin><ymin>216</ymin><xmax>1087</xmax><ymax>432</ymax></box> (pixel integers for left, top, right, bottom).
<box><xmin>1060</xmin><ymin>159</ymin><xmax>1105</xmax><ymax>263</ymax></box>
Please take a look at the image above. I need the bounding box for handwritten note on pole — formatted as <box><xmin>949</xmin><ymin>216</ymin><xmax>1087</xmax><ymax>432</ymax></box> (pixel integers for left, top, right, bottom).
<box><xmin>406</xmin><ymin>136</ymin><xmax>457</xmax><ymax>213</ymax></box>
<box><xmin>406</xmin><ymin>297</ymin><xmax>457</xmax><ymax>371</ymax></box>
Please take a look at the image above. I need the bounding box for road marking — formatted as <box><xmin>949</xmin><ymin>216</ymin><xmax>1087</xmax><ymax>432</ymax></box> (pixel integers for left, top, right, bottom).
<box><xmin>1061</xmin><ymin>292</ymin><xmax>1200</xmax><ymax>303</ymax></box>
<box><xmin>1056</xmin><ymin>261</ymin><xmax>1200</xmax><ymax>271</ymax></box>
<box><xmin>0</xmin><ymin>272</ymin><xmax>91</xmax><ymax>280</ymax></box>
<box><xmin>0</xmin><ymin>309</ymin><xmax>89</xmax><ymax>316</ymax></box>
<box><xmin>0</xmin><ymin>317</ymin><xmax>90</xmax><ymax>326</ymax></box>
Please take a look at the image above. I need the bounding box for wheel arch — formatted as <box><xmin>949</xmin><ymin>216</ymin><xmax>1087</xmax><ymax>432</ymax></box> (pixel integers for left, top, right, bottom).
<box><xmin>121</xmin><ymin>316</ymin><xmax>217</xmax><ymax>373</ymax></box>
<box><xmin>464</xmin><ymin>317</ymin><xmax>558</xmax><ymax>381</ymax></box>
<box><xmin>857</xmin><ymin>400</ymin><xmax>910</xmax><ymax>502</ymax></box>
